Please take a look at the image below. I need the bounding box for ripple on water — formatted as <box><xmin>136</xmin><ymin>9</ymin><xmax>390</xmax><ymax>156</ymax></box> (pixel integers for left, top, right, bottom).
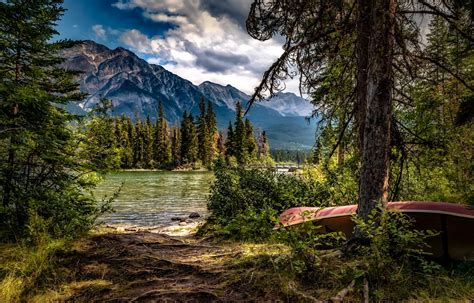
<box><xmin>94</xmin><ymin>171</ymin><xmax>214</xmax><ymax>227</ymax></box>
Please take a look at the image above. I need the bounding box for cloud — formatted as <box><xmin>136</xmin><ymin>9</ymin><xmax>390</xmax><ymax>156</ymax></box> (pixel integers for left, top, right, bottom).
<box><xmin>198</xmin><ymin>0</ymin><xmax>252</xmax><ymax>28</ymax></box>
<box><xmin>120</xmin><ymin>29</ymin><xmax>154</xmax><ymax>53</ymax></box>
<box><xmin>112</xmin><ymin>0</ymin><xmax>299</xmax><ymax>95</ymax></box>
<box><xmin>92</xmin><ymin>24</ymin><xmax>107</xmax><ymax>40</ymax></box>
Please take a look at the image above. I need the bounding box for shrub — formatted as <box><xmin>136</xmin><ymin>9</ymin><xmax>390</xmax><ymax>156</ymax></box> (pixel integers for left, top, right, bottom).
<box><xmin>205</xmin><ymin>168</ymin><xmax>333</xmax><ymax>240</ymax></box>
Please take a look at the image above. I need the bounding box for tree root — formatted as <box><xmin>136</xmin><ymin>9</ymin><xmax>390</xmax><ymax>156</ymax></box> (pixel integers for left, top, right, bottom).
<box><xmin>129</xmin><ymin>289</ymin><xmax>219</xmax><ymax>302</ymax></box>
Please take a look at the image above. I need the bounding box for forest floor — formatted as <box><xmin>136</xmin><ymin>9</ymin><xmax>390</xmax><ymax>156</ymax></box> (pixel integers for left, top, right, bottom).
<box><xmin>31</xmin><ymin>230</ymin><xmax>288</xmax><ymax>302</ymax></box>
<box><xmin>9</xmin><ymin>227</ymin><xmax>474</xmax><ymax>302</ymax></box>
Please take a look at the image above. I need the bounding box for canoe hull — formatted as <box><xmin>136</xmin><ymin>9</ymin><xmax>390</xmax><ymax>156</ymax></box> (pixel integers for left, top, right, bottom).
<box><xmin>278</xmin><ymin>202</ymin><xmax>474</xmax><ymax>260</ymax></box>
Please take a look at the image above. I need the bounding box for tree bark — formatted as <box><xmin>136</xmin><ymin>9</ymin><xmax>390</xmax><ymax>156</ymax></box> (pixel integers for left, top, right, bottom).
<box><xmin>357</xmin><ymin>0</ymin><xmax>396</xmax><ymax>221</ymax></box>
<box><xmin>355</xmin><ymin>0</ymin><xmax>372</xmax><ymax>155</ymax></box>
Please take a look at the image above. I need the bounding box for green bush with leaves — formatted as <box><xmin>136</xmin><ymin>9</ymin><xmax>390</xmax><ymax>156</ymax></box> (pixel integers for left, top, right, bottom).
<box><xmin>205</xmin><ymin>167</ymin><xmax>335</xmax><ymax>240</ymax></box>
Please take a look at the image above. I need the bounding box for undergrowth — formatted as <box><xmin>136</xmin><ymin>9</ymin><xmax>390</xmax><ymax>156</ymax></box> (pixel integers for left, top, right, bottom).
<box><xmin>202</xmin><ymin>167</ymin><xmax>474</xmax><ymax>301</ymax></box>
<box><xmin>0</xmin><ymin>237</ymin><xmax>68</xmax><ymax>302</ymax></box>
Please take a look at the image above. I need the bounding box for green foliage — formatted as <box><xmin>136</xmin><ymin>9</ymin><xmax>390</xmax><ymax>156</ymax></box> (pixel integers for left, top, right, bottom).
<box><xmin>0</xmin><ymin>0</ymin><xmax>109</xmax><ymax>240</ymax></box>
<box><xmin>79</xmin><ymin>98</ymin><xmax>122</xmax><ymax>170</ymax></box>
<box><xmin>251</xmin><ymin>209</ymin><xmax>473</xmax><ymax>301</ymax></box>
<box><xmin>196</xmin><ymin>98</ymin><xmax>219</xmax><ymax>167</ymax></box>
<box><xmin>78</xmin><ymin>99</ymin><xmax>273</xmax><ymax>170</ymax></box>
<box><xmin>390</xmin><ymin>16</ymin><xmax>473</xmax><ymax>204</ymax></box>
<box><xmin>205</xmin><ymin>168</ymin><xmax>329</xmax><ymax>240</ymax></box>
<box><xmin>180</xmin><ymin>111</ymin><xmax>198</xmax><ymax>164</ymax></box>
<box><xmin>271</xmin><ymin>149</ymin><xmax>311</xmax><ymax>164</ymax></box>
<box><xmin>223</xmin><ymin>102</ymin><xmax>272</xmax><ymax>166</ymax></box>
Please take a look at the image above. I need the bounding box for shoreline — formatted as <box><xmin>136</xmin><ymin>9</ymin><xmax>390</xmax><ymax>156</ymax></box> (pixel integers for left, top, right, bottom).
<box><xmin>97</xmin><ymin>220</ymin><xmax>205</xmax><ymax>237</ymax></box>
<box><xmin>115</xmin><ymin>168</ymin><xmax>210</xmax><ymax>172</ymax></box>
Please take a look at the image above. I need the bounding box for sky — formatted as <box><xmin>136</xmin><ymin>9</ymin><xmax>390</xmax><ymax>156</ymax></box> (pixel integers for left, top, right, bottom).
<box><xmin>57</xmin><ymin>0</ymin><xmax>299</xmax><ymax>95</ymax></box>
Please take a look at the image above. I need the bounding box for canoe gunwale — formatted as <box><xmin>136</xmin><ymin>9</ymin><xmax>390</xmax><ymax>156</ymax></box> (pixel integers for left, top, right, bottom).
<box><xmin>278</xmin><ymin>202</ymin><xmax>474</xmax><ymax>227</ymax></box>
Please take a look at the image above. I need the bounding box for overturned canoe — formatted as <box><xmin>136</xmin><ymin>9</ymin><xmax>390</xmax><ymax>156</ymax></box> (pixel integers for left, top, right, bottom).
<box><xmin>277</xmin><ymin>201</ymin><xmax>474</xmax><ymax>260</ymax></box>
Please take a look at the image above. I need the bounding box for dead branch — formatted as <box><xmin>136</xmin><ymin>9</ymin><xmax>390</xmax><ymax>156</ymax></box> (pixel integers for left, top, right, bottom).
<box><xmin>288</xmin><ymin>282</ymin><xmax>324</xmax><ymax>303</ymax></box>
<box><xmin>331</xmin><ymin>279</ymin><xmax>356</xmax><ymax>302</ymax></box>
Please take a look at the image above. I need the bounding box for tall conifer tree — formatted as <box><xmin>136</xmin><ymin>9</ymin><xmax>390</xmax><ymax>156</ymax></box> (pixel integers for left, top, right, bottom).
<box><xmin>245</xmin><ymin>119</ymin><xmax>257</xmax><ymax>161</ymax></box>
<box><xmin>197</xmin><ymin>97</ymin><xmax>210</xmax><ymax>165</ymax></box>
<box><xmin>180</xmin><ymin>112</ymin><xmax>198</xmax><ymax>164</ymax></box>
<box><xmin>0</xmin><ymin>0</ymin><xmax>104</xmax><ymax>235</ymax></box>
<box><xmin>154</xmin><ymin>102</ymin><xmax>171</xmax><ymax>166</ymax></box>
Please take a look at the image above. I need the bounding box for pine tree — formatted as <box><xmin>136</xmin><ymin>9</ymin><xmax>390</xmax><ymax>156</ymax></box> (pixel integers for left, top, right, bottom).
<box><xmin>206</xmin><ymin>100</ymin><xmax>218</xmax><ymax>163</ymax></box>
<box><xmin>245</xmin><ymin>0</ymin><xmax>473</xmax><ymax>222</ymax></box>
<box><xmin>218</xmin><ymin>130</ymin><xmax>226</xmax><ymax>156</ymax></box>
<box><xmin>257</xmin><ymin>130</ymin><xmax>270</xmax><ymax>159</ymax></box>
<box><xmin>115</xmin><ymin>116</ymin><xmax>133</xmax><ymax>168</ymax></box>
<box><xmin>170</xmin><ymin>125</ymin><xmax>181</xmax><ymax>166</ymax></box>
<box><xmin>84</xmin><ymin>98</ymin><xmax>120</xmax><ymax>169</ymax></box>
<box><xmin>233</xmin><ymin>102</ymin><xmax>247</xmax><ymax>164</ymax></box>
<box><xmin>143</xmin><ymin>116</ymin><xmax>154</xmax><ymax>167</ymax></box>
<box><xmin>0</xmin><ymin>0</ymin><xmax>103</xmax><ymax>236</ymax></box>
<box><xmin>245</xmin><ymin>119</ymin><xmax>257</xmax><ymax>161</ymax></box>
<box><xmin>180</xmin><ymin>111</ymin><xmax>198</xmax><ymax>164</ymax></box>
<box><xmin>197</xmin><ymin>97</ymin><xmax>210</xmax><ymax>165</ymax></box>
<box><xmin>124</xmin><ymin>116</ymin><xmax>135</xmax><ymax>168</ymax></box>
<box><xmin>133</xmin><ymin>119</ymin><xmax>144</xmax><ymax>167</ymax></box>
<box><xmin>225</xmin><ymin>122</ymin><xmax>235</xmax><ymax>158</ymax></box>
<box><xmin>154</xmin><ymin>102</ymin><xmax>171</xmax><ymax>166</ymax></box>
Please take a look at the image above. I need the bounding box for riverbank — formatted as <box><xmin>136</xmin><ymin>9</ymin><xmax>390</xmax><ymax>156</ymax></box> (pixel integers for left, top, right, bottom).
<box><xmin>99</xmin><ymin>221</ymin><xmax>205</xmax><ymax>237</ymax></box>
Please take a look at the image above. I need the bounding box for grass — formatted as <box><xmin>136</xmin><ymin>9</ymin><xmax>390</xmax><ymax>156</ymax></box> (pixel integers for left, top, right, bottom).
<box><xmin>221</xmin><ymin>240</ymin><xmax>474</xmax><ymax>302</ymax></box>
<box><xmin>0</xmin><ymin>238</ymin><xmax>67</xmax><ymax>302</ymax></box>
<box><xmin>1</xmin><ymin>230</ymin><xmax>473</xmax><ymax>302</ymax></box>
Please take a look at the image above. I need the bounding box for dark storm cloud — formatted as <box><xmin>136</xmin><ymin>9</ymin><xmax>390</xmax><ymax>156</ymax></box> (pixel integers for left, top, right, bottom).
<box><xmin>199</xmin><ymin>0</ymin><xmax>253</xmax><ymax>28</ymax></box>
<box><xmin>196</xmin><ymin>51</ymin><xmax>250</xmax><ymax>73</ymax></box>
<box><xmin>184</xmin><ymin>41</ymin><xmax>250</xmax><ymax>72</ymax></box>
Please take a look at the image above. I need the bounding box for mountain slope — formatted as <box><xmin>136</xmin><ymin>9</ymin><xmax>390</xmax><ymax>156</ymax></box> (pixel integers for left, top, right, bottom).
<box><xmin>62</xmin><ymin>40</ymin><xmax>316</xmax><ymax>149</ymax></box>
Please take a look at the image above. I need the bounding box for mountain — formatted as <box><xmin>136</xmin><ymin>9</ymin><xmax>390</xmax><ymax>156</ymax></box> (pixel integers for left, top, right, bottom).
<box><xmin>61</xmin><ymin>40</ymin><xmax>316</xmax><ymax>149</ymax></box>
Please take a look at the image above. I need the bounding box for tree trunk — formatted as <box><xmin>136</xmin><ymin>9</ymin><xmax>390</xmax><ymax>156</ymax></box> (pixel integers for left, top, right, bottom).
<box><xmin>355</xmin><ymin>0</ymin><xmax>372</xmax><ymax>155</ymax></box>
<box><xmin>357</xmin><ymin>0</ymin><xmax>396</xmax><ymax>221</ymax></box>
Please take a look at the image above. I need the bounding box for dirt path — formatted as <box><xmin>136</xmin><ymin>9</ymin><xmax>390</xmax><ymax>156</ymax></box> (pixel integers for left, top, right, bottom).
<box><xmin>60</xmin><ymin>232</ymin><xmax>270</xmax><ymax>302</ymax></box>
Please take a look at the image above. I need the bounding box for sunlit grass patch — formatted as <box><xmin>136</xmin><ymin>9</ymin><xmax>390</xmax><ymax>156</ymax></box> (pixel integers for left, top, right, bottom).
<box><xmin>0</xmin><ymin>239</ymin><xmax>67</xmax><ymax>302</ymax></box>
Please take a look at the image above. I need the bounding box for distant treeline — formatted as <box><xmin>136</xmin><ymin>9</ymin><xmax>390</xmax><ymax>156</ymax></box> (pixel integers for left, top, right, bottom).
<box><xmin>270</xmin><ymin>149</ymin><xmax>312</xmax><ymax>164</ymax></box>
<box><xmin>80</xmin><ymin>98</ymin><xmax>272</xmax><ymax>170</ymax></box>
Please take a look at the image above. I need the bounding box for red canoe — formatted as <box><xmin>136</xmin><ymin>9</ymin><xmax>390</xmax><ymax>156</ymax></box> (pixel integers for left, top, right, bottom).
<box><xmin>277</xmin><ymin>201</ymin><xmax>474</xmax><ymax>260</ymax></box>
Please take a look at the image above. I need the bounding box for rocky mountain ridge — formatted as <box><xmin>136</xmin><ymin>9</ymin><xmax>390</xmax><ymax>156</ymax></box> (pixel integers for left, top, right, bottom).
<box><xmin>62</xmin><ymin>40</ymin><xmax>316</xmax><ymax>149</ymax></box>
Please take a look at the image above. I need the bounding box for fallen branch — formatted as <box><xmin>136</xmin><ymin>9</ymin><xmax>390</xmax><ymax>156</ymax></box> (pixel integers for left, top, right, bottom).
<box><xmin>331</xmin><ymin>279</ymin><xmax>355</xmax><ymax>302</ymax></box>
<box><xmin>319</xmin><ymin>249</ymin><xmax>343</xmax><ymax>259</ymax></box>
<box><xmin>363</xmin><ymin>277</ymin><xmax>369</xmax><ymax>303</ymax></box>
<box><xmin>287</xmin><ymin>282</ymin><xmax>324</xmax><ymax>303</ymax></box>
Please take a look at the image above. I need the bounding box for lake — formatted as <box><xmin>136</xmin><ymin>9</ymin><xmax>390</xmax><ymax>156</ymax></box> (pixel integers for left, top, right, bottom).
<box><xmin>94</xmin><ymin>171</ymin><xmax>214</xmax><ymax>227</ymax></box>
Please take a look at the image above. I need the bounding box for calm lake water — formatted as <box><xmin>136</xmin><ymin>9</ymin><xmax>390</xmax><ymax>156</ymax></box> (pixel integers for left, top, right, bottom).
<box><xmin>94</xmin><ymin>171</ymin><xmax>214</xmax><ymax>226</ymax></box>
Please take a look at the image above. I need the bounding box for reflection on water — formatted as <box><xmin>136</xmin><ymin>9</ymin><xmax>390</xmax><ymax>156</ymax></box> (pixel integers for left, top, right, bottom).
<box><xmin>94</xmin><ymin>171</ymin><xmax>214</xmax><ymax>226</ymax></box>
